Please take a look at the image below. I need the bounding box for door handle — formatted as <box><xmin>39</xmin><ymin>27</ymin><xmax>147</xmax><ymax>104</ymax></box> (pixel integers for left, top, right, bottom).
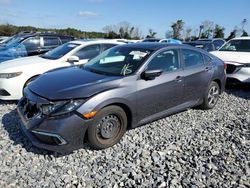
<box><xmin>175</xmin><ymin>76</ymin><xmax>182</xmax><ymax>82</ymax></box>
<box><xmin>205</xmin><ymin>67</ymin><xmax>212</xmax><ymax>71</ymax></box>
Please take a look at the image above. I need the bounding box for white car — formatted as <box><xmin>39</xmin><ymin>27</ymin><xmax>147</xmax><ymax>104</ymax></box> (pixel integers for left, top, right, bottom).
<box><xmin>0</xmin><ymin>40</ymin><xmax>124</xmax><ymax>100</ymax></box>
<box><xmin>211</xmin><ymin>37</ymin><xmax>250</xmax><ymax>84</ymax></box>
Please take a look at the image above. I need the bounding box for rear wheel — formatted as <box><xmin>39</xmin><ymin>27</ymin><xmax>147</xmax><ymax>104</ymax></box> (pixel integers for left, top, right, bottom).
<box><xmin>200</xmin><ymin>81</ymin><xmax>220</xmax><ymax>109</ymax></box>
<box><xmin>87</xmin><ymin>106</ymin><xmax>127</xmax><ymax>149</ymax></box>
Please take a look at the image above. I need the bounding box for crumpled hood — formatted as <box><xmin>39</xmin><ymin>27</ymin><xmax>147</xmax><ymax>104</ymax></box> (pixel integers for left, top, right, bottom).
<box><xmin>210</xmin><ymin>51</ymin><xmax>250</xmax><ymax>64</ymax></box>
<box><xmin>28</xmin><ymin>67</ymin><xmax>122</xmax><ymax>100</ymax></box>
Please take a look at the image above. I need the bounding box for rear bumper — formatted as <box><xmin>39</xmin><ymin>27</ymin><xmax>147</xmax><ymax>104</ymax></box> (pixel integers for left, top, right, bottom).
<box><xmin>17</xmin><ymin>106</ymin><xmax>91</xmax><ymax>153</ymax></box>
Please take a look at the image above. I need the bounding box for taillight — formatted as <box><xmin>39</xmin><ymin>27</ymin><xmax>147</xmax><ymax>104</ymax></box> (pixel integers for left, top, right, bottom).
<box><xmin>224</xmin><ymin>63</ymin><xmax>227</xmax><ymax>70</ymax></box>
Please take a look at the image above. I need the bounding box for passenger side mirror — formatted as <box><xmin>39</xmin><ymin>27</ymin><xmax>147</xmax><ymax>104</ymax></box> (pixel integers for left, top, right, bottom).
<box><xmin>67</xmin><ymin>56</ymin><xmax>80</xmax><ymax>64</ymax></box>
<box><xmin>141</xmin><ymin>70</ymin><xmax>162</xmax><ymax>80</ymax></box>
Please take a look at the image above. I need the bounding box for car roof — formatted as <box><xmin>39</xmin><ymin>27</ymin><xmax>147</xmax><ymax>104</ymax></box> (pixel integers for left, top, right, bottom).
<box><xmin>117</xmin><ymin>42</ymin><xmax>181</xmax><ymax>50</ymax></box>
<box><xmin>68</xmin><ymin>39</ymin><xmax>125</xmax><ymax>45</ymax></box>
<box><xmin>232</xmin><ymin>36</ymin><xmax>250</xmax><ymax>40</ymax></box>
<box><xmin>14</xmin><ymin>32</ymin><xmax>73</xmax><ymax>38</ymax></box>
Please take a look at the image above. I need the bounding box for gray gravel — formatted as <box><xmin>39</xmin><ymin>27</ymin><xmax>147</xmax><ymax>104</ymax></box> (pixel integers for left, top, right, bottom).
<box><xmin>0</xmin><ymin>88</ymin><xmax>249</xmax><ymax>187</ymax></box>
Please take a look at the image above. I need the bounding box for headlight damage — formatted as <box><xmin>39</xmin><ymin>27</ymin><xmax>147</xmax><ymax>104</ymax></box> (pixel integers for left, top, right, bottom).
<box><xmin>40</xmin><ymin>99</ymin><xmax>85</xmax><ymax>116</ymax></box>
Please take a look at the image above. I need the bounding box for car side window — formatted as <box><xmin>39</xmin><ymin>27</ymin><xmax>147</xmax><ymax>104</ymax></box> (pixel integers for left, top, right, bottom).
<box><xmin>182</xmin><ymin>49</ymin><xmax>204</xmax><ymax>67</ymax></box>
<box><xmin>102</xmin><ymin>43</ymin><xmax>117</xmax><ymax>51</ymax></box>
<box><xmin>147</xmin><ymin>49</ymin><xmax>179</xmax><ymax>72</ymax></box>
<box><xmin>74</xmin><ymin>44</ymin><xmax>101</xmax><ymax>60</ymax></box>
<box><xmin>203</xmin><ymin>54</ymin><xmax>212</xmax><ymax>64</ymax></box>
<box><xmin>22</xmin><ymin>37</ymin><xmax>40</xmax><ymax>51</ymax></box>
<box><xmin>213</xmin><ymin>40</ymin><xmax>225</xmax><ymax>49</ymax></box>
<box><xmin>43</xmin><ymin>37</ymin><xmax>60</xmax><ymax>47</ymax></box>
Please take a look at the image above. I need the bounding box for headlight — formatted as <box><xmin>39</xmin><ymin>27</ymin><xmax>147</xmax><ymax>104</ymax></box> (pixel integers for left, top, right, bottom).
<box><xmin>40</xmin><ymin>99</ymin><xmax>85</xmax><ymax>116</ymax></box>
<box><xmin>0</xmin><ymin>72</ymin><xmax>22</xmax><ymax>79</ymax></box>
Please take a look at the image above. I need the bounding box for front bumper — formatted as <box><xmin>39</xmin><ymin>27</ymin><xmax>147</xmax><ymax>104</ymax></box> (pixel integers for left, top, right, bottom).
<box><xmin>226</xmin><ymin>63</ymin><xmax>250</xmax><ymax>83</ymax></box>
<box><xmin>17</xmin><ymin>96</ymin><xmax>91</xmax><ymax>153</ymax></box>
<box><xmin>0</xmin><ymin>77</ymin><xmax>23</xmax><ymax>100</ymax></box>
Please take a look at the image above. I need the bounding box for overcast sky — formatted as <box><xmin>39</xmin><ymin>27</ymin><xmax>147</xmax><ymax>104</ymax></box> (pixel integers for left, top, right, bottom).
<box><xmin>0</xmin><ymin>0</ymin><xmax>249</xmax><ymax>38</ymax></box>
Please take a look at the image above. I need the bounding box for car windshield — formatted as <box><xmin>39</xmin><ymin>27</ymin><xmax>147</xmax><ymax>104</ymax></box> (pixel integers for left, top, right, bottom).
<box><xmin>83</xmin><ymin>46</ymin><xmax>153</xmax><ymax>76</ymax></box>
<box><xmin>41</xmin><ymin>42</ymin><xmax>80</xmax><ymax>60</ymax></box>
<box><xmin>2</xmin><ymin>36</ymin><xmax>24</xmax><ymax>47</ymax></box>
<box><xmin>219</xmin><ymin>39</ymin><xmax>250</xmax><ymax>52</ymax></box>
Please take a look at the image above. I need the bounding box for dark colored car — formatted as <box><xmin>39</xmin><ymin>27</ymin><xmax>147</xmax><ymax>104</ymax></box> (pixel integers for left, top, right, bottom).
<box><xmin>17</xmin><ymin>43</ymin><xmax>226</xmax><ymax>153</ymax></box>
<box><xmin>0</xmin><ymin>32</ymin><xmax>74</xmax><ymax>62</ymax></box>
<box><xmin>184</xmin><ymin>38</ymin><xmax>225</xmax><ymax>52</ymax></box>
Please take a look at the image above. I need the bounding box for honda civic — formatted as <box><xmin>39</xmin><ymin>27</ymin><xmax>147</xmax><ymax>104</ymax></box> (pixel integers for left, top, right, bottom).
<box><xmin>18</xmin><ymin>43</ymin><xmax>226</xmax><ymax>153</ymax></box>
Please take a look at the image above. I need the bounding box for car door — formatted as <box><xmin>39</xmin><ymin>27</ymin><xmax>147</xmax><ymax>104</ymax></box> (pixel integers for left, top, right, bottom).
<box><xmin>136</xmin><ymin>48</ymin><xmax>185</xmax><ymax>123</ymax></box>
<box><xmin>21</xmin><ymin>37</ymin><xmax>42</xmax><ymax>56</ymax></box>
<box><xmin>72</xmin><ymin>44</ymin><xmax>101</xmax><ymax>65</ymax></box>
<box><xmin>180</xmin><ymin>48</ymin><xmax>212</xmax><ymax>103</ymax></box>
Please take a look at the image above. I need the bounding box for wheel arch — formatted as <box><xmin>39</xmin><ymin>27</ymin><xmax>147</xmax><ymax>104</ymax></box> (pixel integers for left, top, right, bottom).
<box><xmin>23</xmin><ymin>74</ymin><xmax>40</xmax><ymax>89</ymax></box>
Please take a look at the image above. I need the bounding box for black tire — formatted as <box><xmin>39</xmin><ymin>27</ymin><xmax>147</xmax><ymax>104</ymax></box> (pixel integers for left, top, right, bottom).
<box><xmin>87</xmin><ymin>105</ymin><xmax>127</xmax><ymax>149</ymax></box>
<box><xmin>200</xmin><ymin>81</ymin><xmax>220</xmax><ymax>110</ymax></box>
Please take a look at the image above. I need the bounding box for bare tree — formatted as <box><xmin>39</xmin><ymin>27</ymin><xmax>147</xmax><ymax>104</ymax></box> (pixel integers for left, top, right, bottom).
<box><xmin>241</xmin><ymin>18</ymin><xmax>248</xmax><ymax>30</ymax></box>
<box><xmin>201</xmin><ymin>20</ymin><xmax>214</xmax><ymax>38</ymax></box>
<box><xmin>171</xmin><ymin>20</ymin><xmax>184</xmax><ymax>40</ymax></box>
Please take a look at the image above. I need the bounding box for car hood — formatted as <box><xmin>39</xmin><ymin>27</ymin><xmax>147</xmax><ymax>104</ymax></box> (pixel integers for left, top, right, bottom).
<box><xmin>0</xmin><ymin>56</ymin><xmax>54</xmax><ymax>72</ymax></box>
<box><xmin>210</xmin><ymin>51</ymin><xmax>250</xmax><ymax>64</ymax></box>
<box><xmin>28</xmin><ymin>67</ymin><xmax>122</xmax><ymax>100</ymax></box>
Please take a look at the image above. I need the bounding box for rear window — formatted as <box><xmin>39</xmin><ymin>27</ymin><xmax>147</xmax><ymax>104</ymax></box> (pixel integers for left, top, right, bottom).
<box><xmin>43</xmin><ymin>37</ymin><xmax>60</xmax><ymax>47</ymax></box>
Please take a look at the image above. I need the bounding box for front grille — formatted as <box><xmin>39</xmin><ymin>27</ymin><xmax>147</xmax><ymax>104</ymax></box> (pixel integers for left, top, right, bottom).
<box><xmin>226</xmin><ymin>64</ymin><xmax>237</xmax><ymax>74</ymax></box>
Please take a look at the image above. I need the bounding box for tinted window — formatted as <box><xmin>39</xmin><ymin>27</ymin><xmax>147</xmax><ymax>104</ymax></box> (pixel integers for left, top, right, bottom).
<box><xmin>203</xmin><ymin>43</ymin><xmax>214</xmax><ymax>52</ymax></box>
<box><xmin>41</xmin><ymin>43</ymin><xmax>80</xmax><ymax>60</ymax></box>
<box><xmin>74</xmin><ymin>44</ymin><xmax>101</xmax><ymax>60</ymax></box>
<box><xmin>219</xmin><ymin>39</ymin><xmax>250</xmax><ymax>52</ymax></box>
<box><xmin>147</xmin><ymin>49</ymin><xmax>179</xmax><ymax>72</ymax></box>
<box><xmin>213</xmin><ymin>40</ymin><xmax>225</xmax><ymax>49</ymax></box>
<box><xmin>203</xmin><ymin>54</ymin><xmax>212</xmax><ymax>64</ymax></box>
<box><xmin>182</xmin><ymin>49</ymin><xmax>203</xmax><ymax>67</ymax></box>
<box><xmin>22</xmin><ymin>37</ymin><xmax>40</xmax><ymax>50</ymax></box>
<box><xmin>43</xmin><ymin>37</ymin><xmax>60</xmax><ymax>47</ymax></box>
<box><xmin>102</xmin><ymin>43</ymin><xmax>117</xmax><ymax>51</ymax></box>
<box><xmin>60</xmin><ymin>37</ymin><xmax>73</xmax><ymax>44</ymax></box>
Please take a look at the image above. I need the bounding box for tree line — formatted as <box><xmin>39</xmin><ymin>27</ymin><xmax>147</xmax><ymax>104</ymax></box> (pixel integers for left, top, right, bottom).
<box><xmin>0</xmin><ymin>24</ymin><xmax>106</xmax><ymax>39</ymax></box>
<box><xmin>0</xmin><ymin>19</ymin><xmax>248</xmax><ymax>41</ymax></box>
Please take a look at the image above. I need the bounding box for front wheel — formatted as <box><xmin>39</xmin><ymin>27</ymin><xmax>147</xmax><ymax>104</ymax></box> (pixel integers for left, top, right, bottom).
<box><xmin>200</xmin><ymin>81</ymin><xmax>220</xmax><ymax>110</ymax></box>
<box><xmin>87</xmin><ymin>105</ymin><xmax>127</xmax><ymax>149</ymax></box>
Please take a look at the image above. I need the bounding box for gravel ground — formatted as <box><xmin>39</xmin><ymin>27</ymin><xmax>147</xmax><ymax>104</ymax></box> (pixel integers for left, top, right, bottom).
<box><xmin>0</xmin><ymin>88</ymin><xmax>249</xmax><ymax>188</ymax></box>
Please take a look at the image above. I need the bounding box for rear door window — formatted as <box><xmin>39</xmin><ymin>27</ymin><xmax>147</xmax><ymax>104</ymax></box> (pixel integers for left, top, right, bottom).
<box><xmin>182</xmin><ymin>49</ymin><xmax>204</xmax><ymax>67</ymax></box>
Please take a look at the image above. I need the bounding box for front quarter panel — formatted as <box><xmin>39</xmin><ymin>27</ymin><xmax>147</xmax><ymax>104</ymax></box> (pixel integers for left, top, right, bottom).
<box><xmin>76</xmin><ymin>75</ymin><xmax>137</xmax><ymax>123</ymax></box>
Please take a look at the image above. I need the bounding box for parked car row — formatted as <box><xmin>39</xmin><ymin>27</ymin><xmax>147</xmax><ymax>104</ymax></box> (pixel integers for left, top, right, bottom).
<box><xmin>184</xmin><ymin>38</ymin><xmax>226</xmax><ymax>52</ymax></box>
<box><xmin>0</xmin><ymin>32</ymin><xmax>74</xmax><ymax>63</ymax></box>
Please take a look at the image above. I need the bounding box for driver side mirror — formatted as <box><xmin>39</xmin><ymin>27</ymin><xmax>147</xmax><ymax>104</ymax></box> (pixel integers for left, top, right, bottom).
<box><xmin>67</xmin><ymin>56</ymin><xmax>80</xmax><ymax>64</ymax></box>
<box><xmin>141</xmin><ymin>70</ymin><xmax>162</xmax><ymax>80</ymax></box>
